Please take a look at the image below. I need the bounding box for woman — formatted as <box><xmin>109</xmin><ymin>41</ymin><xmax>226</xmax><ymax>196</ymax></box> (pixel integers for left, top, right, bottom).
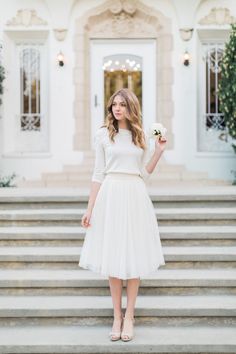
<box><xmin>79</xmin><ymin>88</ymin><xmax>166</xmax><ymax>342</ymax></box>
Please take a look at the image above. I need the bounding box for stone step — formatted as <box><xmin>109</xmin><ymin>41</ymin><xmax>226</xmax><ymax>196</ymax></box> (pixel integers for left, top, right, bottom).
<box><xmin>0</xmin><ymin>269</ymin><xmax>235</xmax><ymax>289</ymax></box>
<box><xmin>1</xmin><ymin>226</ymin><xmax>235</xmax><ymax>248</ymax></box>
<box><xmin>17</xmin><ymin>179</ymin><xmax>46</xmax><ymax>188</ymax></box>
<box><xmin>41</xmin><ymin>164</ymin><xmax>209</xmax><ymax>180</ymax></box>
<box><xmin>0</xmin><ymin>208</ymin><xmax>235</xmax><ymax>223</ymax></box>
<box><xmin>0</xmin><ymin>184</ymin><xmax>236</xmax><ymax>203</ymax></box>
<box><xmin>1</xmin><ymin>199</ymin><xmax>235</xmax><ymax>208</ymax></box>
<box><xmin>19</xmin><ymin>174</ymin><xmax>233</xmax><ymax>187</ymax></box>
<box><xmin>41</xmin><ymin>176</ymin><xmax>219</xmax><ymax>187</ymax></box>
<box><xmin>0</xmin><ymin>295</ymin><xmax>235</xmax><ymax>318</ymax></box>
<box><xmin>0</xmin><ymin>246</ymin><xmax>235</xmax><ymax>263</ymax></box>
<box><xmin>0</xmin><ymin>225</ymin><xmax>235</xmax><ymax>240</ymax></box>
<box><xmin>63</xmin><ymin>163</ymin><xmax>187</xmax><ymax>173</ymax></box>
<box><xmin>24</xmin><ymin>179</ymin><xmax>232</xmax><ymax>188</ymax></box>
<box><xmin>0</xmin><ymin>226</ymin><xmax>84</xmax><ymax>240</ymax></box>
<box><xmin>0</xmin><ymin>325</ymin><xmax>235</xmax><ymax>353</ymax></box>
<box><xmin>41</xmin><ymin>170</ymin><xmax>209</xmax><ymax>182</ymax></box>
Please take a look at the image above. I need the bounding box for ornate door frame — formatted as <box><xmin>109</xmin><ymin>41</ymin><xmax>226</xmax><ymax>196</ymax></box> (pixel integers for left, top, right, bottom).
<box><xmin>73</xmin><ymin>0</ymin><xmax>174</xmax><ymax>150</ymax></box>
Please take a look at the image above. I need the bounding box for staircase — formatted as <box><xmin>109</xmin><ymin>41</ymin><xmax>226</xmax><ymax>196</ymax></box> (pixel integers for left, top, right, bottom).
<box><xmin>0</xmin><ymin>187</ymin><xmax>236</xmax><ymax>353</ymax></box>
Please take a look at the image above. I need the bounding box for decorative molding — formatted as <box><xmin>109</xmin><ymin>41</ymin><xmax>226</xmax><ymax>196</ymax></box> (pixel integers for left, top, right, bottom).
<box><xmin>90</xmin><ymin>12</ymin><xmax>161</xmax><ymax>37</ymax></box>
<box><xmin>179</xmin><ymin>28</ymin><xmax>194</xmax><ymax>41</ymax></box>
<box><xmin>86</xmin><ymin>0</ymin><xmax>162</xmax><ymax>37</ymax></box>
<box><xmin>53</xmin><ymin>29</ymin><xmax>67</xmax><ymax>41</ymax></box>
<box><xmin>198</xmin><ymin>7</ymin><xmax>236</xmax><ymax>25</ymax></box>
<box><xmin>6</xmin><ymin>9</ymin><xmax>47</xmax><ymax>27</ymax></box>
<box><xmin>110</xmin><ymin>0</ymin><xmax>137</xmax><ymax>15</ymax></box>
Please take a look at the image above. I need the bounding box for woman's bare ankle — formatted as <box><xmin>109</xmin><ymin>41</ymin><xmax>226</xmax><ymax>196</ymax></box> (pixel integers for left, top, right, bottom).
<box><xmin>124</xmin><ymin>313</ymin><xmax>134</xmax><ymax>319</ymax></box>
<box><xmin>113</xmin><ymin>312</ymin><xmax>123</xmax><ymax>320</ymax></box>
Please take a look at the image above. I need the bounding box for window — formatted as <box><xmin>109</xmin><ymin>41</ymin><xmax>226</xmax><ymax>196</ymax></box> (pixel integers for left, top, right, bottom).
<box><xmin>15</xmin><ymin>40</ymin><xmax>48</xmax><ymax>153</ymax></box>
<box><xmin>205</xmin><ymin>44</ymin><xmax>225</xmax><ymax>131</ymax></box>
<box><xmin>19</xmin><ymin>45</ymin><xmax>41</xmax><ymax>131</ymax></box>
<box><xmin>198</xmin><ymin>41</ymin><xmax>232</xmax><ymax>153</ymax></box>
<box><xmin>3</xmin><ymin>31</ymin><xmax>49</xmax><ymax>154</ymax></box>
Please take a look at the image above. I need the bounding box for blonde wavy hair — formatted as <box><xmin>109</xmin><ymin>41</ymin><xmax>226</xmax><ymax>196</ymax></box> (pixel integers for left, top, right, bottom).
<box><xmin>100</xmin><ymin>88</ymin><xmax>147</xmax><ymax>149</ymax></box>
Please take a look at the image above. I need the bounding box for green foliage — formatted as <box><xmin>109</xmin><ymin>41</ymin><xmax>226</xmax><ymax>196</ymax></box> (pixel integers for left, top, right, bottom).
<box><xmin>0</xmin><ymin>64</ymin><xmax>5</xmax><ymax>105</ymax></box>
<box><xmin>0</xmin><ymin>173</ymin><xmax>17</xmax><ymax>188</ymax></box>
<box><xmin>218</xmin><ymin>24</ymin><xmax>236</xmax><ymax>184</ymax></box>
<box><xmin>218</xmin><ymin>23</ymin><xmax>236</xmax><ymax>152</ymax></box>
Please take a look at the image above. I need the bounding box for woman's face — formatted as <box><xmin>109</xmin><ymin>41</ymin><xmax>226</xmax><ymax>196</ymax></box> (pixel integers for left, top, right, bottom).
<box><xmin>112</xmin><ymin>95</ymin><xmax>127</xmax><ymax>122</ymax></box>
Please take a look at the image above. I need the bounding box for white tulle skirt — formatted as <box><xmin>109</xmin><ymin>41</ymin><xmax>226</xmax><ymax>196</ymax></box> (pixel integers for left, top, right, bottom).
<box><xmin>79</xmin><ymin>173</ymin><xmax>166</xmax><ymax>279</ymax></box>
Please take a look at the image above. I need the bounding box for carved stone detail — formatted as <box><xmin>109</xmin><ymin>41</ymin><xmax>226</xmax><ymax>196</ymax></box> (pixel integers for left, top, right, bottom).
<box><xmin>109</xmin><ymin>0</ymin><xmax>123</xmax><ymax>14</ymax></box>
<box><xmin>199</xmin><ymin>7</ymin><xmax>236</xmax><ymax>25</ymax></box>
<box><xmin>110</xmin><ymin>0</ymin><xmax>137</xmax><ymax>15</ymax></box>
<box><xmin>6</xmin><ymin>9</ymin><xmax>47</xmax><ymax>27</ymax></box>
<box><xmin>91</xmin><ymin>11</ymin><xmax>160</xmax><ymax>37</ymax></box>
<box><xmin>53</xmin><ymin>29</ymin><xmax>67</xmax><ymax>41</ymax></box>
<box><xmin>85</xmin><ymin>0</ymin><xmax>162</xmax><ymax>37</ymax></box>
<box><xmin>112</xmin><ymin>12</ymin><xmax>134</xmax><ymax>34</ymax></box>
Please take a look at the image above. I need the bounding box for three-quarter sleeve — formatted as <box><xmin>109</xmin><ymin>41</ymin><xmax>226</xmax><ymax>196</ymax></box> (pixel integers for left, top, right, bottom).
<box><xmin>91</xmin><ymin>129</ymin><xmax>106</xmax><ymax>184</ymax></box>
<box><xmin>140</xmin><ymin>132</ymin><xmax>152</xmax><ymax>183</ymax></box>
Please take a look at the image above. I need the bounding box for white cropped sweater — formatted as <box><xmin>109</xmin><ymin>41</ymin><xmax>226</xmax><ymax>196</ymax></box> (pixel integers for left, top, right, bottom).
<box><xmin>91</xmin><ymin>127</ymin><xmax>152</xmax><ymax>184</ymax></box>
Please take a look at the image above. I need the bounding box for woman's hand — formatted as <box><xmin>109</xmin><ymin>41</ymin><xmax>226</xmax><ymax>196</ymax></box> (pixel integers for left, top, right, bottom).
<box><xmin>155</xmin><ymin>136</ymin><xmax>167</xmax><ymax>152</ymax></box>
<box><xmin>81</xmin><ymin>210</ymin><xmax>92</xmax><ymax>228</ymax></box>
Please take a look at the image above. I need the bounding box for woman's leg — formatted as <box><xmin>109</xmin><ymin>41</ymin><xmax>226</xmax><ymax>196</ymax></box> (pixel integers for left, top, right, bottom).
<box><xmin>122</xmin><ymin>277</ymin><xmax>140</xmax><ymax>340</ymax></box>
<box><xmin>108</xmin><ymin>276</ymin><xmax>123</xmax><ymax>339</ymax></box>
<box><xmin>108</xmin><ymin>276</ymin><xmax>123</xmax><ymax>317</ymax></box>
<box><xmin>125</xmin><ymin>277</ymin><xmax>140</xmax><ymax>317</ymax></box>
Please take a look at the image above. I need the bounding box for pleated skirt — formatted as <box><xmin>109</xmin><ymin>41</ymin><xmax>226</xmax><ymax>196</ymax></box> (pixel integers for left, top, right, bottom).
<box><xmin>78</xmin><ymin>173</ymin><xmax>166</xmax><ymax>279</ymax></box>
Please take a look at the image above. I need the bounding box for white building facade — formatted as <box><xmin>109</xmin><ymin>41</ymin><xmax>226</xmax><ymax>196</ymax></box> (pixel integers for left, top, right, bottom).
<box><xmin>0</xmin><ymin>0</ymin><xmax>235</xmax><ymax>184</ymax></box>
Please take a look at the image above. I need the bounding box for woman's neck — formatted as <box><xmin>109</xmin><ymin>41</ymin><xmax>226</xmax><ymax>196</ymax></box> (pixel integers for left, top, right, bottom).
<box><xmin>118</xmin><ymin>122</ymin><xmax>129</xmax><ymax>130</ymax></box>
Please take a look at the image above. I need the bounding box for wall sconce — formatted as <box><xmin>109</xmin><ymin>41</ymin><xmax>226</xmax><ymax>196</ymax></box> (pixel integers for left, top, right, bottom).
<box><xmin>57</xmin><ymin>51</ymin><xmax>65</xmax><ymax>67</ymax></box>
<box><xmin>183</xmin><ymin>50</ymin><xmax>190</xmax><ymax>66</ymax></box>
<box><xmin>179</xmin><ymin>28</ymin><xmax>193</xmax><ymax>67</ymax></box>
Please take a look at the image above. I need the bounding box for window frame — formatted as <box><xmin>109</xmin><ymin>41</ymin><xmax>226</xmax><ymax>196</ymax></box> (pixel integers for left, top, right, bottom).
<box><xmin>2</xmin><ymin>30</ymin><xmax>49</xmax><ymax>155</ymax></box>
<box><xmin>196</xmin><ymin>29</ymin><xmax>234</xmax><ymax>157</ymax></box>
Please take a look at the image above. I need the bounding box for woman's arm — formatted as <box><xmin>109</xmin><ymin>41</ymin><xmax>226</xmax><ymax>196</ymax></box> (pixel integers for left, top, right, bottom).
<box><xmin>87</xmin><ymin>181</ymin><xmax>102</xmax><ymax>213</ymax></box>
<box><xmin>81</xmin><ymin>129</ymin><xmax>105</xmax><ymax>228</ymax></box>
<box><xmin>145</xmin><ymin>137</ymin><xmax>167</xmax><ymax>174</ymax></box>
<box><xmin>81</xmin><ymin>181</ymin><xmax>101</xmax><ymax>228</ymax></box>
<box><xmin>141</xmin><ymin>133</ymin><xmax>167</xmax><ymax>181</ymax></box>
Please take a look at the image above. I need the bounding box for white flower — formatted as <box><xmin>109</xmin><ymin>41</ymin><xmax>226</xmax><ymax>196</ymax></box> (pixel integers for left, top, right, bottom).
<box><xmin>148</xmin><ymin>123</ymin><xmax>167</xmax><ymax>139</ymax></box>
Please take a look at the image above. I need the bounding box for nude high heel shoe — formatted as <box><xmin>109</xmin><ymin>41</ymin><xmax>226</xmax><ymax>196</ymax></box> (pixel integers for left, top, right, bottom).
<box><xmin>109</xmin><ymin>315</ymin><xmax>123</xmax><ymax>341</ymax></box>
<box><xmin>121</xmin><ymin>316</ymin><xmax>135</xmax><ymax>342</ymax></box>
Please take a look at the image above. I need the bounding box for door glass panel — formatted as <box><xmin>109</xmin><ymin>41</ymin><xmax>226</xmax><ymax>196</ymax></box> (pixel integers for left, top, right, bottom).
<box><xmin>103</xmin><ymin>54</ymin><xmax>142</xmax><ymax>119</ymax></box>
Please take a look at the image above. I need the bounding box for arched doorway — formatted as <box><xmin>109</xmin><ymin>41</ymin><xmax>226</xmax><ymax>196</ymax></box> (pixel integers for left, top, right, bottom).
<box><xmin>73</xmin><ymin>0</ymin><xmax>174</xmax><ymax>150</ymax></box>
